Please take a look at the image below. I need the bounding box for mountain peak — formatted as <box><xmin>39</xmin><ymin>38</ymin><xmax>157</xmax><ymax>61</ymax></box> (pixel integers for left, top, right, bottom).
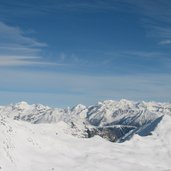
<box><xmin>14</xmin><ymin>101</ymin><xmax>30</xmax><ymax>109</ymax></box>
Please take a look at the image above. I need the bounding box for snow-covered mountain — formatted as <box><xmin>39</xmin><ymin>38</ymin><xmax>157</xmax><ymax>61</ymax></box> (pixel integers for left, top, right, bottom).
<box><xmin>0</xmin><ymin>99</ymin><xmax>171</xmax><ymax>171</ymax></box>
<box><xmin>0</xmin><ymin>99</ymin><xmax>171</xmax><ymax>142</ymax></box>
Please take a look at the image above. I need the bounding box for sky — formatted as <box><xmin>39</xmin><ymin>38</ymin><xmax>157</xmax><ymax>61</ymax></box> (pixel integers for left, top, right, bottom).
<box><xmin>0</xmin><ymin>0</ymin><xmax>171</xmax><ymax>107</ymax></box>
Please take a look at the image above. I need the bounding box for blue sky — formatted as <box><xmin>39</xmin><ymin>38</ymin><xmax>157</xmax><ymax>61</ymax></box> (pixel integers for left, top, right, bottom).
<box><xmin>0</xmin><ymin>0</ymin><xmax>171</xmax><ymax>107</ymax></box>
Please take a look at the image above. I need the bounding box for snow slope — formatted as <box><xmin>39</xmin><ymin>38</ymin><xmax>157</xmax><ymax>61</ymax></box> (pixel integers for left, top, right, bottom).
<box><xmin>0</xmin><ymin>113</ymin><xmax>171</xmax><ymax>171</ymax></box>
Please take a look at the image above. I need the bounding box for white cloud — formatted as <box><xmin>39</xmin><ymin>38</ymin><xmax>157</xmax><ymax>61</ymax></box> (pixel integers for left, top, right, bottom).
<box><xmin>0</xmin><ymin>21</ymin><xmax>52</xmax><ymax>66</ymax></box>
<box><xmin>0</xmin><ymin>55</ymin><xmax>61</xmax><ymax>66</ymax></box>
<box><xmin>159</xmin><ymin>40</ymin><xmax>171</xmax><ymax>45</ymax></box>
<box><xmin>121</xmin><ymin>0</ymin><xmax>171</xmax><ymax>46</ymax></box>
<box><xmin>125</xmin><ymin>0</ymin><xmax>171</xmax><ymax>22</ymax></box>
<box><xmin>0</xmin><ymin>0</ymin><xmax>119</xmax><ymax>15</ymax></box>
<box><xmin>0</xmin><ymin>21</ymin><xmax>46</xmax><ymax>48</ymax></box>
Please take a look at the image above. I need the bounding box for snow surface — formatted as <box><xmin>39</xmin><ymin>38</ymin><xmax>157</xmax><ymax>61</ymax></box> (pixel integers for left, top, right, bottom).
<box><xmin>0</xmin><ymin>100</ymin><xmax>171</xmax><ymax>171</ymax></box>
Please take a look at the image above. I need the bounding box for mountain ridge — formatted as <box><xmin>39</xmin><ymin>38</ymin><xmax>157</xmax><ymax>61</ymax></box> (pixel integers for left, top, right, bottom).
<box><xmin>0</xmin><ymin>99</ymin><xmax>171</xmax><ymax>142</ymax></box>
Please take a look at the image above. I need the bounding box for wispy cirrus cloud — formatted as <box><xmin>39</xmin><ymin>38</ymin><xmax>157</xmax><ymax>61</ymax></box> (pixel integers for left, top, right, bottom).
<box><xmin>0</xmin><ymin>55</ymin><xmax>60</xmax><ymax>66</ymax></box>
<box><xmin>0</xmin><ymin>0</ymin><xmax>121</xmax><ymax>15</ymax></box>
<box><xmin>0</xmin><ymin>21</ymin><xmax>59</xmax><ymax>67</ymax></box>
<box><xmin>1</xmin><ymin>0</ymin><xmax>171</xmax><ymax>47</ymax></box>
<box><xmin>159</xmin><ymin>40</ymin><xmax>171</xmax><ymax>45</ymax></box>
<box><xmin>124</xmin><ymin>0</ymin><xmax>171</xmax><ymax>45</ymax></box>
<box><xmin>0</xmin><ymin>69</ymin><xmax>170</xmax><ymax>107</ymax></box>
<box><xmin>143</xmin><ymin>23</ymin><xmax>171</xmax><ymax>43</ymax></box>
<box><xmin>0</xmin><ymin>21</ymin><xmax>46</xmax><ymax>48</ymax></box>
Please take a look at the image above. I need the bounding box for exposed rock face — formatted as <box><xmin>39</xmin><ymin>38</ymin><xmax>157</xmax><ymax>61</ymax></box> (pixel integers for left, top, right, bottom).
<box><xmin>86</xmin><ymin>125</ymin><xmax>136</xmax><ymax>142</ymax></box>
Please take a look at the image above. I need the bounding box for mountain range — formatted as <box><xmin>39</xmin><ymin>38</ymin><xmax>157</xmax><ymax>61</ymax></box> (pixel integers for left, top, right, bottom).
<box><xmin>0</xmin><ymin>99</ymin><xmax>171</xmax><ymax>171</ymax></box>
<box><xmin>1</xmin><ymin>99</ymin><xmax>171</xmax><ymax>142</ymax></box>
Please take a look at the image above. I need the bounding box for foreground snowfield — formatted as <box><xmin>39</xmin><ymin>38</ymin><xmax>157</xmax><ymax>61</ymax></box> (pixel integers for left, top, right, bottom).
<box><xmin>0</xmin><ymin>113</ymin><xmax>171</xmax><ymax>171</ymax></box>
